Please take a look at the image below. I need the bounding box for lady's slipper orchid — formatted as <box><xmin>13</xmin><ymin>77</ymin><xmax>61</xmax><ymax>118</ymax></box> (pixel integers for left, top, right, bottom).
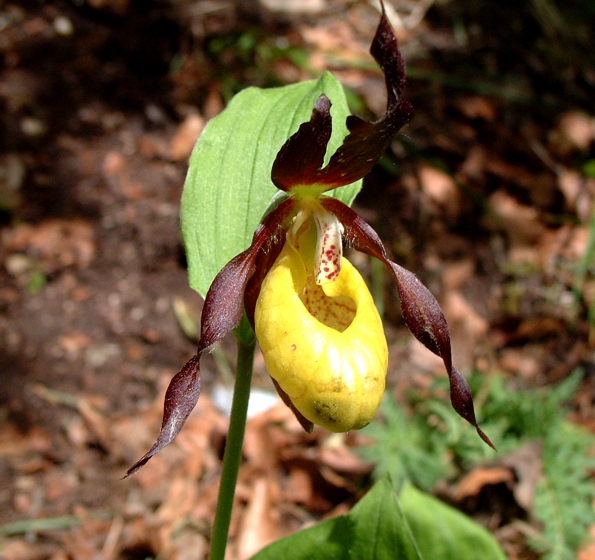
<box><xmin>127</xmin><ymin>5</ymin><xmax>494</xmax><ymax>477</ymax></box>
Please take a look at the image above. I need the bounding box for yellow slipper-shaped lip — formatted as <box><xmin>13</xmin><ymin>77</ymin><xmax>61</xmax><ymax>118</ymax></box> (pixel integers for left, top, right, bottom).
<box><xmin>255</xmin><ymin>240</ymin><xmax>388</xmax><ymax>432</ymax></box>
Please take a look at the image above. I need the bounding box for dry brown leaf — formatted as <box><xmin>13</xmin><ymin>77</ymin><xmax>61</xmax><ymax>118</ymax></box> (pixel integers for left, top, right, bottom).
<box><xmin>456</xmin><ymin>96</ymin><xmax>498</xmax><ymax>121</ymax></box>
<box><xmin>558</xmin><ymin>168</ymin><xmax>584</xmax><ymax>211</ymax></box>
<box><xmin>459</xmin><ymin>145</ymin><xmax>487</xmax><ymax>182</ymax></box>
<box><xmin>101</xmin><ymin>515</ymin><xmax>124</xmax><ymax>560</ymax></box>
<box><xmin>454</xmin><ymin>466</ymin><xmax>514</xmax><ymax>501</ymax></box>
<box><xmin>168</xmin><ymin>530</ymin><xmax>208</xmax><ymax>560</ymax></box>
<box><xmin>484</xmin><ymin>158</ymin><xmax>544</xmax><ymax>191</ymax></box>
<box><xmin>408</xmin><ymin>336</ymin><xmax>445</xmax><ymax>374</ymax></box>
<box><xmin>495</xmin><ymin>520</ymin><xmax>540</xmax><ymax>560</ymax></box>
<box><xmin>318</xmin><ymin>464</ymin><xmax>353</xmax><ymax>492</ymax></box>
<box><xmin>0</xmin><ymin>424</ymin><xmax>51</xmax><ymax>458</ymax></box>
<box><xmin>244</xmin><ymin>411</ymin><xmax>283</xmax><ymax>473</ymax></box>
<box><xmin>299</xmin><ymin>21</ymin><xmax>369</xmax><ymax>70</ymax></box>
<box><xmin>441</xmin><ymin>290</ymin><xmax>488</xmax><ymax>372</ymax></box>
<box><xmin>508</xmin><ymin>245</ymin><xmax>542</xmax><ymax>266</ymax></box>
<box><xmin>1</xmin><ymin>540</ymin><xmax>57</xmax><ymax>560</ymax></box>
<box><xmin>319</xmin><ymin>437</ymin><xmax>372</xmax><ymax>477</ymax></box>
<box><xmin>189</xmin><ymin>481</ymin><xmax>221</xmax><ymax>528</ymax></box>
<box><xmin>501</xmin><ymin>441</ymin><xmax>542</xmax><ymax>512</ymax></box>
<box><xmin>77</xmin><ymin>398</ymin><xmax>112</xmax><ymax>449</ymax></box>
<box><xmin>487</xmin><ymin>190</ymin><xmax>546</xmax><ymax>247</ymax></box>
<box><xmin>58</xmin><ymin>519</ymin><xmax>113</xmax><ymax>560</ymax></box>
<box><xmin>499</xmin><ymin>346</ymin><xmax>544</xmax><ymax>382</ymax></box>
<box><xmin>550</xmin><ymin>111</ymin><xmax>595</xmax><ymax>155</ymax></box>
<box><xmin>442</xmin><ymin>260</ymin><xmax>475</xmax><ymax>291</ymax></box>
<box><xmin>578</xmin><ymin>526</ymin><xmax>595</xmax><ymax>560</ymax></box>
<box><xmin>170</xmin><ymin>114</ymin><xmax>205</xmax><ymax>162</ymax></box>
<box><xmin>536</xmin><ymin>225</ymin><xmax>588</xmax><ymax>272</ymax></box>
<box><xmin>235</xmin><ymin>477</ymin><xmax>280</xmax><ymax>560</ymax></box>
<box><xmin>2</xmin><ymin>219</ymin><xmax>96</xmax><ymax>271</ymax></box>
<box><xmin>58</xmin><ymin>332</ymin><xmax>91</xmax><ymax>360</ymax></box>
<box><xmin>418</xmin><ymin>165</ymin><xmax>461</xmax><ymax>220</ymax></box>
<box><xmin>204</xmin><ymin>84</ymin><xmax>224</xmax><ymax>120</ymax></box>
<box><xmin>514</xmin><ymin>317</ymin><xmax>565</xmax><ymax>339</ymax></box>
<box><xmin>137</xmin><ymin>133</ymin><xmax>170</xmax><ymax>160</ymax></box>
<box><xmin>108</xmin><ymin>412</ymin><xmax>161</xmax><ymax>465</ymax></box>
<box><xmin>87</xmin><ymin>0</ymin><xmax>130</xmax><ymax>16</ymax></box>
<box><xmin>155</xmin><ymin>475</ymin><xmax>199</xmax><ymax>527</ymax></box>
<box><xmin>285</xmin><ymin>466</ymin><xmax>314</xmax><ymax>504</ymax></box>
<box><xmin>44</xmin><ymin>469</ymin><xmax>78</xmax><ymax>502</ymax></box>
<box><xmin>176</xmin><ymin>398</ymin><xmax>228</xmax><ymax>479</ymax></box>
<box><xmin>100</xmin><ymin>151</ymin><xmax>145</xmax><ymax>200</ymax></box>
<box><xmin>101</xmin><ymin>150</ymin><xmax>125</xmax><ymax>176</ymax></box>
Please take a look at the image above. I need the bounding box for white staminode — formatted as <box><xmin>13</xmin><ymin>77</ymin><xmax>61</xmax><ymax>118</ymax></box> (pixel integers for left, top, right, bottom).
<box><xmin>313</xmin><ymin>205</ymin><xmax>343</xmax><ymax>285</ymax></box>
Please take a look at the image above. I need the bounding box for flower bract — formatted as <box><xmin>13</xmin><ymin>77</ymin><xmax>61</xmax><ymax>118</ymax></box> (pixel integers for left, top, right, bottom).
<box><xmin>127</xmin><ymin>2</ymin><xmax>494</xmax><ymax>477</ymax></box>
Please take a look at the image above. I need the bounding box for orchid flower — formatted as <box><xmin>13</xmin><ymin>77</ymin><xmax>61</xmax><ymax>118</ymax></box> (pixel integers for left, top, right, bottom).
<box><xmin>127</xmin><ymin>6</ymin><xmax>494</xmax><ymax>477</ymax></box>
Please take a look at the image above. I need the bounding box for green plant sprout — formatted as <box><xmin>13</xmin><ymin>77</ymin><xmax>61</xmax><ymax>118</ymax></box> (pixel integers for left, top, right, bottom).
<box><xmin>125</xmin><ymin>3</ymin><xmax>500</xmax><ymax>559</ymax></box>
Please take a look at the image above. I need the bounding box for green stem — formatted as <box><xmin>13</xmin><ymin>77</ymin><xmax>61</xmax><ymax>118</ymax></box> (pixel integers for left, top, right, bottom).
<box><xmin>209</xmin><ymin>317</ymin><xmax>256</xmax><ymax>560</ymax></box>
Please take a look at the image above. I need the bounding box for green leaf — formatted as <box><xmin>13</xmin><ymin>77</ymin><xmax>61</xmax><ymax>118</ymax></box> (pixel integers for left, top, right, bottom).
<box><xmin>251</xmin><ymin>475</ymin><xmax>423</xmax><ymax>560</ymax></box>
<box><xmin>181</xmin><ymin>72</ymin><xmax>362</xmax><ymax>296</ymax></box>
<box><xmin>251</xmin><ymin>476</ymin><xmax>507</xmax><ymax>560</ymax></box>
<box><xmin>399</xmin><ymin>484</ymin><xmax>507</xmax><ymax>560</ymax></box>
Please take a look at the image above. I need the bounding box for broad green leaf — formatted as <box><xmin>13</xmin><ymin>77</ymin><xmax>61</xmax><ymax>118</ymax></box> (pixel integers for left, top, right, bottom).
<box><xmin>399</xmin><ymin>484</ymin><xmax>507</xmax><ymax>560</ymax></box>
<box><xmin>251</xmin><ymin>475</ymin><xmax>423</xmax><ymax>560</ymax></box>
<box><xmin>181</xmin><ymin>72</ymin><xmax>362</xmax><ymax>296</ymax></box>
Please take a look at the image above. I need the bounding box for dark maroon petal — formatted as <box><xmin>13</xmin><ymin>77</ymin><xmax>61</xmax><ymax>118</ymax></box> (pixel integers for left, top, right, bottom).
<box><xmin>450</xmin><ymin>367</ymin><xmax>494</xmax><ymax>449</ymax></box>
<box><xmin>271</xmin><ymin>3</ymin><xmax>413</xmax><ymax>192</ymax></box>
<box><xmin>125</xmin><ymin>354</ymin><xmax>201</xmax><ymax>477</ymax></box>
<box><xmin>326</xmin><ymin>197</ymin><xmax>495</xmax><ymax>449</ymax></box>
<box><xmin>197</xmin><ymin>197</ymin><xmax>296</xmax><ymax>353</ymax></box>
<box><xmin>271</xmin><ymin>95</ymin><xmax>333</xmax><ymax>192</ymax></box>
<box><xmin>390</xmin><ymin>263</ymin><xmax>494</xmax><ymax>449</ymax></box>
<box><xmin>321</xmin><ymin>197</ymin><xmax>388</xmax><ymax>262</ymax></box>
<box><xmin>271</xmin><ymin>378</ymin><xmax>314</xmax><ymax>434</ymax></box>
<box><xmin>126</xmin><ymin>198</ymin><xmax>297</xmax><ymax>475</ymax></box>
<box><xmin>244</xmin><ymin>233</ymin><xmax>286</xmax><ymax>328</ymax></box>
<box><xmin>389</xmin><ymin>262</ymin><xmax>452</xmax><ymax>370</ymax></box>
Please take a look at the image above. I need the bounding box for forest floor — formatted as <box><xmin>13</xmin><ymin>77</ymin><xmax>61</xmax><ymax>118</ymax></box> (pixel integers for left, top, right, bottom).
<box><xmin>1</xmin><ymin>1</ymin><xmax>595</xmax><ymax>559</ymax></box>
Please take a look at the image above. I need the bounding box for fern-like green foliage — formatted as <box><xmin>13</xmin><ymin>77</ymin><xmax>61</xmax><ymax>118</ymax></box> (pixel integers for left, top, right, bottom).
<box><xmin>357</xmin><ymin>392</ymin><xmax>451</xmax><ymax>490</ymax></box>
<box><xmin>532</xmin><ymin>422</ymin><xmax>595</xmax><ymax>560</ymax></box>
<box><xmin>475</xmin><ymin>370</ymin><xmax>582</xmax><ymax>444</ymax></box>
<box><xmin>359</xmin><ymin>369</ymin><xmax>595</xmax><ymax>559</ymax></box>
